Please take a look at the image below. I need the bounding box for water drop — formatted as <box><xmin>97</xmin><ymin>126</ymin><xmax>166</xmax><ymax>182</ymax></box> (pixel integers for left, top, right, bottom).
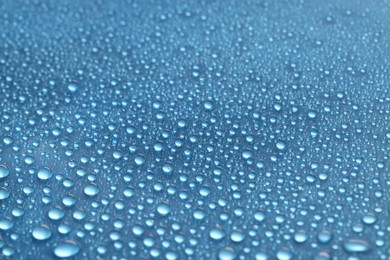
<box><xmin>218</xmin><ymin>247</ymin><xmax>236</xmax><ymax>260</ymax></box>
<box><xmin>32</xmin><ymin>226</ymin><xmax>52</xmax><ymax>240</ymax></box>
<box><xmin>135</xmin><ymin>156</ymin><xmax>145</xmax><ymax>165</ymax></box>
<box><xmin>0</xmin><ymin>218</ymin><xmax>14</xmax><ymax>230</ymax></box>
<box><xmin>276</xmin><ymin>248</ymin><xmax>292</xmax><ymax>260</ymax></box>
<box><xmin>209</xmin><ymin>228</ymin><xmax>225</xmax><ymax>241</ymax></box>
<box><xmin>294</xmin><ymin>230</ymin><xmax>308</xmax><ymax>243</ymax></box>
<box><xmin>254</xmin><ymin>211</ymin><xmax>265</xmax><ymax>222</ymax></box>
<box><xmin>54</xmin><ymin>242</ymin><xmax>80</xmax><ymax>258</ymax></box>
<box><xmin>0</xmin><ymin>165</ymin><xmax>10</xmax><ymax>179</ymax></box>
<box><xmin>48</xmin><ymin>208</ymin><xmax>65</xmax><ymax>220</ymax></box>
<box><xmin>84</xmin><ymin>184</ymin><xmax>100</xmax><ymax>197</ymax></box>
<box><xmin>162</xmin><ymin>164</ymin><xmax>173</xmax><ymax>174</ymax></box>
<box><xmin>230</xmin><ymin>231</ymin><xmax>245</xmax><ymax>243</ymax></box>
<box><xmin>67</xmin><ymin>83</ymin><xmax>79</xmax><ymax>93</ymax></box>
<box><xmin>343</xmin><ymin>239</ymin><xmax>371</xmax><ymax>253</ymax></box>
<box><xmin>276</xmin><ymin>140</ymin><xmax>286</xmax><ymax>150</ymax></box>
<box><xmin>37</xmin><ymin>168</ymin><xmax>53</xmax><ymax>180</ymax></box>
<box><xmin>0</xmin><ymin>188</ymin><xmax>10</xmax><ymax>200</ymax></box>
<box><xmin>157</xmin><ymin>203</ymin><xmax>171</xmax><ymax>216</ymax></box>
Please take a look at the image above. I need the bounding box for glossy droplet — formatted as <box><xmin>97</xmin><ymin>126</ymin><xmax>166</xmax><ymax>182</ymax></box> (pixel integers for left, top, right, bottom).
<box><xmin>230</xmin><ymin>231</ymin><xmax>245</xmax><ymax>243</ymax></box>
<box><xmin>32</xmin><ymin>226</ymin><xmax>52</xmax><ymax>240</ymax></box>
<box><xmin>84</xmin><ymin>184</ymin><xmax>99</xmax><ymax>197</ymax></box>
<box><xmin>255</xmin><ymin>253</ymin><xmax>268</xmax><ymax>260</ymax></box>
<box><xmin>276</xmin><ymin>140</ymin><xmax>286</xmax><ymax>150</ymax></box>
<box><xmin>294</xmin><ymin>230</ymin><xmax>308</xmax><ymax>243</ymax></box>
<box><xmin>362</xmin><ymin>213</ymin><xmax>377</xmax><ymax>225</ymax></box>
<box><xmin>254</xmin><ymin>211</ymin><xmax>265</xmax><ymax>222</ymax></box>
<box><xmin>276</xmin><ymin>249</ymin><xmax>292</xmax><ymax>260</ymax></box>
<box><xmin>317</xmin><ymin>230</ymin><xmax>332</xmax><ymax>244</ymax></box>
<box><xmin>0</xmin><ymin>188</ymin><xmax>10</xmax><ymax>200</ymax></box>
<box><xmin>0</xmin><ymin>165</ymin><xmax>10</xmax><ymax>179</ymax></box>
<box><xmin>204</xmin><ymin>101</ymin><xmax>214</xmax><ymax>110</ymax></box>
<box><xmin>134</xmin><ymin>156</ymin><xmax>145</xmax><ymax>165</ymax></box>
<box><xmin>343</xmin><ymin>239</ymin><xmax>371</xmax><ymax>253</ymax></box>
<box><xmin>113</xmin><ymin>151</ymin><xmax>123</xmax><ymax>159</ymax></box>
<box><xmin>0</xmin><ymin>219</ymin><xmax>14</xmax><ymax>230</ymax></box>
<box><xmin>193</xmin><ymin>210</ymin><xmax>206</xmax><ymax>220</ymax></box>
<box><xmin>157</xmin><ymin>203</ymin><xmax>171</xmax><ymax>216</ymax></box>
<box><xmin>308</xmin><ymin>110</ymin><xmax>317</xmax><ymax>118</ymax></box>
<box><xmin>218</xmin><ymin>247</ymin><xmax>236</xmax><ymax>260</ymax></box>
<box><xmin>162</xmin><ymin>164</ymin><xmax>173</xmax><ymax>174</ymax></box>
<box><xmin>67</xmin><ymin>83</ymin><xmax>79</xmax><ymax>93</ymax></box>
<box><xmin>48</xmin><ymin>208</ymin><xmax>65</xmax><ymax>220</ymax></box>
<box><xmin>209</xmin><ymin>228</ymin><xmax>225</xmax><ymax>240</ymax></box>
<box><xmin>37</xmin><ymin>168</ymin><xmax>53</xmax><ymax>180</ymax></box>
<box><xmin>54</xmin><ymin>242</ymin><xmax>80</xmax><ymax>258</ymax></box>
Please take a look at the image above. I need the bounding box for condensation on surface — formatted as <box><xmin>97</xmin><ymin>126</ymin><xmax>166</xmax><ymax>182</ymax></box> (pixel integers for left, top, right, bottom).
<box><xmin>0</xmin><ymin>0</ymin><xmax>390</xmax><ymax>259</ymax></box>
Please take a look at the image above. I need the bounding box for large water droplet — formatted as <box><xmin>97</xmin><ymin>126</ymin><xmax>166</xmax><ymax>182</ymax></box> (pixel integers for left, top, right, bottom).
<box><xmin>54</xmin><ymin>242</ymin><xmax>80</xmax><ymax>258</ymax></box>
<box><xmin>32</xmin><ymin>226</ymin><xmax>52</xmax><ymax>240</ymax></box>
<box><xmin>343</xmin><ymin>239</ymin><xmax>371</xmax><ymax>253</ymax></box>
<box><xmin>218</xmin><ymin>247</ymin><xmax>236</xmax><ymax>260</ymax></box>
<box><xmin>37</xmin><ymin>168</ymin><xmax>53</xmax><ymax>180</ymax></box>
<box><xmin>0</xmin><ymin>165</ymin><xmax>10</xmax><ymax>179</ymax></box>
<box><xmin>84</xmin><ymin>184</ymin><xmax>100</xmax><ymax>197</ymax></box>
<box><xmin>0</xmin><ymin>218</ymin><xmax>14</xmax><ymax>230</ymax></box>
<box><xmin>157</xmin><ymin>203</ymin><xmax>171</xmax><ymax>216</ymax></box>
<box><xmin>0</xmin><ymin>188</ymin><xmax>10</xmax><ymax>200</ymax></box>
<box><xmin>230</xmin><ymin>231</ymin><xmax>245</xmax><ymax>243</ymax></box>
<box><xmin>276</xmin><ymin>140</ymin><xmax>286</xmax><ymax>150</ymax></box>
<box><xmin>162</xmin><ymin>164</ymin><xmax>173</xmax><ymax>174</ymax></box>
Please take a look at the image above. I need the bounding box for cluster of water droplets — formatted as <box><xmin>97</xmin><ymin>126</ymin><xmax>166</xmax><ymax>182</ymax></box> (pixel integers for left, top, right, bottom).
<box><xmin>1</xmin><ymin>0</ymin><xmax>390</xmax><ymax>259</ymax></box>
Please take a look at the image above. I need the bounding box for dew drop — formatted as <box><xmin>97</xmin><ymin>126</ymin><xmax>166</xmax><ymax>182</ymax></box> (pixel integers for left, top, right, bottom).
<box><xmin>135</xmin><ymin>156</ymin><xmax>145</xmax><ymax>165</ymax></box>
<box><xmin>37</xmin><ymin>168</ymin><xmax>53</xmax><ymax>180</ymax></box>
<box><xmin>218</xmin><ymin>247</ymin><xmax>236</xmax><ymax>260</ymax></box>
<box><xmin>157</xmin><ymin>203</ymin><xmax>171</xmax><ymax>216</ymax></box>
<box><xmin>162</xmin><ymin>164</ymin><xmax>173</xmax><ymax>174</ymax></box>
<box><xmin>67</xmin><ymin>83</ymin><xmax>79</xmax><ymax>93</ymax></box>
<box><xmin>0</xmin><ymin>188</ymin><xmax>10</xmax><ymax>200</ymax></box>
<box><xmin>230</xmin><ymin>231</ymin><xmax>245</xmax><ymax>243</ymax></box>
<box><xmin>32</xmin><ymin>226</ymin><xmax>52</xmax><ymax>240</ymax></box>
<box><xmin>276</xmin><ymin>140</ymin><xmax>286</xmax><ymax>150</ymax></box>
<box><xmin>0</xmin><ymin>165</ymin><xmax>10</xmax><ymax>179</ymax></box>
<box><xmin>343</xmin><ymin>239</ymin><xmax>371</xmax><ymax>253</ymax></box>
<box><xmin>0</xmin><ymin>219</ymin><xmax>14</xmax><ymax>231</ymax></box>
<box><xmin>209</xmin><ymin>228</ymin><xmax>225</xmax><ymax>241</ymax></box>
<box><xmin>84</xmin><ymin>184</ymin><xmax>100</xmax><ymax>197</ymax></box>
<box><xmin>54</xmin><ymin>242</ymin><xmax>80</xmax><ymax>258</ymax></box>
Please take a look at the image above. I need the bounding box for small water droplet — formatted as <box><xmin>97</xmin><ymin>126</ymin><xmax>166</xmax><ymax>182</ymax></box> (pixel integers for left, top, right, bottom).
<box><xmin>276</xmin><ymin>140</ymin><xmax>286</xmax><ymax>150</ymax></box>
<box><xmin>67</xmin><ymin>83</ymin><xmax>79</xmax><ymax>93</ymax></box>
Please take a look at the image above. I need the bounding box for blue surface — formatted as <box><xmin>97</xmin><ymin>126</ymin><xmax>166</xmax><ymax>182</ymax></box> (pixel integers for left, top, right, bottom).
<box><xmin>1</xmin><ymin>0</ymin><xmax>390</xmax><ymax>259</ymax></box>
